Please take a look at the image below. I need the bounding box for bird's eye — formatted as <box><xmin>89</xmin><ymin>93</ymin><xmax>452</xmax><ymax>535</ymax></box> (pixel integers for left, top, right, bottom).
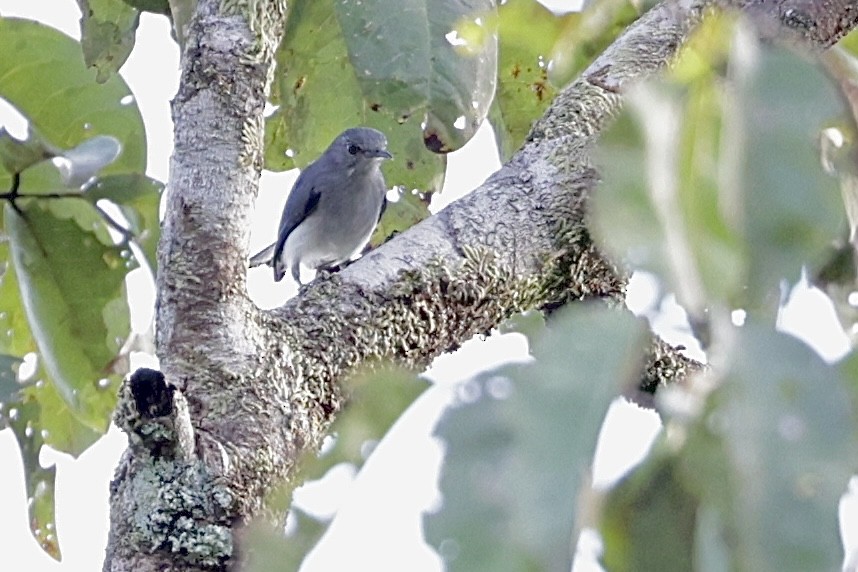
<box><xmin>347</xmin><ymin>144</ymin><xmax>359</xmax><ymax>155</ymax></box>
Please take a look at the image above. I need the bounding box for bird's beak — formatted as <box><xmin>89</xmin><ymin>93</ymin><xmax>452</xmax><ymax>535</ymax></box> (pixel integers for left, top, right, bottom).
<box><xmin>369</xmin><ymin>149</ymin><xmax>393</xmax><ymax>159</ymax></box>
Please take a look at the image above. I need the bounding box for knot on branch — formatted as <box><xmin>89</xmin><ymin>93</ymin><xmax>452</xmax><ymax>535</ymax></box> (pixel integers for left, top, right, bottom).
<box><xmin>115</xmin><ymin>368</ymin><xmax>196</xmax><ymax>462</ymax></box>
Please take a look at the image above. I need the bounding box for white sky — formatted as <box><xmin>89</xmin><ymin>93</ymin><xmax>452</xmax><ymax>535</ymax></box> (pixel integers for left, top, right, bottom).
<box><xmin>0</xmin><ymin>1</ymin><xmax>854</xmax><ymax>571</ymax></box>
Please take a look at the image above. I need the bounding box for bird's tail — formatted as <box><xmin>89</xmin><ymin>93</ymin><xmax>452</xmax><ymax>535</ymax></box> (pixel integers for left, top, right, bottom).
<box><xmin>248</xmin><ymin>243</ymin><xmax>276</xmax><ymax>268</ymax></box>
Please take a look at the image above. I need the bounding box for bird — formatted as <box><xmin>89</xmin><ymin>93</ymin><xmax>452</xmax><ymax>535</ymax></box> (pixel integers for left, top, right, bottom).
<box><xmin>249</xmin><ymin>127</ymin><xmax>392</xmax><ymax>284</ymax></box>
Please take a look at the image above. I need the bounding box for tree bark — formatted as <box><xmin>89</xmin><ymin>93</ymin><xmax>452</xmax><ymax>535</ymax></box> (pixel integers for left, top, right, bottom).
<box><xmin>101</xmin><ymin>0</ymin><xmax>858</xmax><ymax>569</ymax></box>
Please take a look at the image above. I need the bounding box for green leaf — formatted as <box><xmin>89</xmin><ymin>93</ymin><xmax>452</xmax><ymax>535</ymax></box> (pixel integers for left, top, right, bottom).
<box><xmin>743</xmin><ymin>50</ymin><xmax>845</xmax><ymax>303</ymax></box>
<box><xmin>679</xmin><ymin>323</ymin><xmax>857</xmax><ymax>571</ymax></box>
<box><xmin>0</xmin><ymin>16</ymin><xmax>146</xmax><ymax>187</ymax></box>
<box><xmin>601</xmin><ymin>453</ymin><xmax>698</xmax><ymax>572</ymax></box>
<box><xmin>23</xmin><ymin>364</ymin><xmax>104</xmax><ymax>455</ymax></box>
<box><xmin>426</xmin><ymin>304</ymin><xmax>648</xmax><ymax>572</ymax></box>
<box><xmin>0</xmin><ymin>241</ymin><xmax>103</xmax><ymax>456</ymax></box>
<box><xmin>85</xmin><ymin>173</ymin><xmax>164</xmax><ymax>272</ymax></box>
<box><xmin>491</xmin><ymin>0</ymin><xmax>567</xmax><ymax>161</ymax></box>
<box><xmin>5</xmin><ymin>202</ymin><xmax>129</xmax><ymax>431</ymax></box>
<box><xmin>491</xmin><ymin>0</ymin><xmax>636</xmax><ymax>160</ymax></box>
<box><xmin>0</xmin><ymin>241</ymin><xmax>40</xmax><ymax>358</ymax></box>
<box><xmin>0</xmin><ymin>354</ymin><xmax>23</xmax><ymax>403</ymax></box>
<box><xmin>166</xmin><ymin>0</ymin><xmax>197</xmax><ymax>49</ymax></box>
<box><xmin>0</xmin><ymin>13</ymin><xmax>146</xmax><ymax>564</ymax></box>
<box><xmin>839</xmin><ymin>26</ymin><xmax>858</xmax><ymax>56</ymax></box>
<box><xmin>333</xmin><ymin>0</ymin><xmax>497</xmax><ymax>152</ymax></box>
<box><xmin>370</xmin><ymin>190</ymin><xmax>431</xmax><ymax>248</ymax></box>
<box><xmin>121</xmin><ymin>0</ymin><xmax>170</xmax><ymax>13</ymax></box>
<box><xmin>266</xmin><ymin>0</ymin><xmax>447</xmax><ymax>200</ymax></box>
<box><xmin>6</xmin><ymin>400</ymin><xmax>61</xmax><ymax>561</ymax></box>
<box><xmin>77</xmin><ymin>0</ymin><xmax>141</xmax><ymax>82</ymax></box>
<box><xmin>245</xmin><ymin>508</ymin><xmax>329</xmax><ymax>572</ymax></box>
<box><xmin>247</xmin><ymin>366</ymin><xmax>428</xmax><ymax>569</ymax></box>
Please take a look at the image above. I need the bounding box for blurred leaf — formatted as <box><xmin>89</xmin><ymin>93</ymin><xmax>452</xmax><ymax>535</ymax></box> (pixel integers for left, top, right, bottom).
<box><xmin>426</xmin><ymin>304</ymin><xmax>648</xmax><ymax>572</ymax></box>
<box><xmin>244</xmin><ymin>508</ymin><xmax>329</xmax><ymax>572</ymax></box>
<box><xmin>497</xmin><ymin>309</ymin><xmax>546</xmax><ymax>339</ymax></box>
<box><xmin>6</xmin><ymin>202</ymin><xmax>129</xmax><ymax>431</ymax></box>
<box><xmin>301</xmin><ymin>366</ymin><xmax>428</xmax><ymax>478</ymax></box>
<box><xmin>85</xmin><ymin>173</ymin><xmax>163</xmax><ymax>272</ymax></box>
<box><xmin>840</xmin><ymin>350</ymin><xmax>858</xmax><ymax>403</ymax></box>
<box><xmin>743</xmin><ymin>49</ymin><xmax>845</xmax><ymax>304</ymax></box>
<box><xmin>0</xmin><ymin>16</ymin><xmax>146</xmax><ymax>189</ymax></box>
<box><xmin>601</xmin><ymin>453</ymin><xmax>698</xmax><ymax>572</ymax></box>
<box><xmin>593</xmin><ymin>16</ymin><xmax>846</xmax><ymax>320</ymax></box>
<box><xmin>547</xmin><ymin>0</ymin><xmax>639</xmax><ymax>87</ymax></box>
<box><xmin>811</xmin><ymin>48</ymin><xmax>858</xmax><ymax>341</ymax></box>
<box><xmin>0</xmin><ymin>127</ymin><xmax>60</xmax><ymax>175</ymax></box>
<box><xmin>247</xmin><ymin>366</ymin><xmax>428</xmax><ymax>569</ymax></box>
<box><xmin>266</xmin><ymin>0</ymin><xmax>448</xmax><ymax>201</ymax></box>
<box><xmin>6</xmin><ymin>400</ymin><xmax>61</xmax><ymax>560</ymax></box>
<box><xmin>603</xmin><ymin>320</ymin><xmax>858</xmax><ymax>571</ymax></box>
<box><xmin>679</xmin><ymin>323</ymin><xmax>856</xmax><ymax>571</ymax></box>
<box><xmin>77</xmin><ymin>0</ymin><xmax>141</xmax><ymax>82</ymax></box>
<box><xmin>592</xmin><ymin>16</ymin><xmax>740</xmax><ymax>317</ymax></box>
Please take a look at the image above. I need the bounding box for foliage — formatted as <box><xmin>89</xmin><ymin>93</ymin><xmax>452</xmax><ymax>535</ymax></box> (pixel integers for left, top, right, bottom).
<box><xmin>0</xmin><ymin>16</ymin><xmax>160</xmax><ymax>559</ymax></box>
<box><xmin>426</xmin><ymin>14</ymin><xmax>858</xmax><ymax>572</ymax></box>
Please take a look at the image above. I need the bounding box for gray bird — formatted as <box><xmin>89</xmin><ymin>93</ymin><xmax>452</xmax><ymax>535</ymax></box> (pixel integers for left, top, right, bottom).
<box><xmin>249</xmin><ymin>127</ymin><xmax>392</xmax><ymax>284</ymax></box>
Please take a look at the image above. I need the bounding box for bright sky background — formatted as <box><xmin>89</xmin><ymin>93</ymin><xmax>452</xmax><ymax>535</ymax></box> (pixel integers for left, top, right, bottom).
<box><xmin>0</xmin><ymin>1</ymin><xmax>856</xmax><ymax>571</ymax></box>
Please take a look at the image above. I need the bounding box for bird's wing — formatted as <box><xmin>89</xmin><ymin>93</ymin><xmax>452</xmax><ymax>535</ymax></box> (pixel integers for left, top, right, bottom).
<box><xmin>376</xmin><ymin>195</ymin><xmax>388</xmax><ymax>224</ymax></box>
<box><xmin>272</xmin><ymin>171</ymin><xmax>322</xmax><ymax>280</ymax></box>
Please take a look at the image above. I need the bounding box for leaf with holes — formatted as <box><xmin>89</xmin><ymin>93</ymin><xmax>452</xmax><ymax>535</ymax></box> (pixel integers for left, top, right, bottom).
<box><xmin>7</xmin><ymin>400</ymin><xmax>62</xmax><ymax>560</ymax></box>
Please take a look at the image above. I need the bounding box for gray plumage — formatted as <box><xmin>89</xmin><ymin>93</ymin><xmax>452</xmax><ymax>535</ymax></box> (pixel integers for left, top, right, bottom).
<box><xmin>249</xmin><ymin>127</ymin><xmax>391</xmax><ymax>284</ymax></box>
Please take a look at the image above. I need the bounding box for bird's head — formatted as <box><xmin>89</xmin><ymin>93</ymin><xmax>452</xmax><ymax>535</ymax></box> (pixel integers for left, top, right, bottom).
<box><xmin>328</xmin><ymin>127</ymin><xmax>392</xmax><ymax>171</ymax></box>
